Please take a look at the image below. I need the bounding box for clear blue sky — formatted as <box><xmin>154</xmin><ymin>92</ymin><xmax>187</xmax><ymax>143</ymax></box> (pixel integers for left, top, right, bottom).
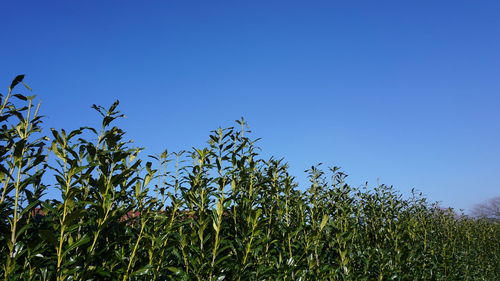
<box><xmin>1</xmin><ymin>1</ymin><xmax>499</xmax><ymax>212</ymax></box>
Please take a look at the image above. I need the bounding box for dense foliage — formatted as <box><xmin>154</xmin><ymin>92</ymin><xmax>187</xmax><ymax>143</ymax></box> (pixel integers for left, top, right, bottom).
<box><xmin>1</xmin><ymin>76</ymin><xmax>499</xmax><ymax>280</ymax></box>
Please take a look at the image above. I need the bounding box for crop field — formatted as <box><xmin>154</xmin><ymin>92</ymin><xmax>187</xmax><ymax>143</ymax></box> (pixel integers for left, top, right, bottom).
<box><xmin>1</xmin><ymin>76</ymin><xmax>499</xmax><ymax>280</ymax></box>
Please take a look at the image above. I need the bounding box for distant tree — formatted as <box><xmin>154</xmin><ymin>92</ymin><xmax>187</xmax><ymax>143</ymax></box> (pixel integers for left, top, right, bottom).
<box><xmin>470</xmin><ymin>196</ymin><xmax>500</xmax><ymax>221</ymax></box>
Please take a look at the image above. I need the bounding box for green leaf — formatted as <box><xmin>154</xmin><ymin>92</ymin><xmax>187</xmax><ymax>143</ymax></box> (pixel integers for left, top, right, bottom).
<box><xmin>131</xmin><ymin>264</ymin><xmax>153</xmax><ymax>276</ymax></box>
<box><xmin>13</xmin><ymin>94</ymin><xmax>28</xmax><ymax>101</ymax></box>
<box><xmin>19</xmin><ymin>200</ymin><xmax>40</xmax><ymax>218</ymax></box>
<box><xmin>62</xmin><ymin>234</ymin><xmax>90</xmax><ymax>258</ymax></box>
<box><xmin>320</xmin><ymin>214</ymin><xmax>329</xmax><ymax>231</ymax></box>
<box><xmin>109</xmin><ymin>100</ymin><xmax>120</xmax><ymax>113</ymax></box>
<box><xmin>166</xmin><ymin>267</ymin><xmax>182</xmax><ymax>274</ymax></box>
<box><xmin>14</xmin><ymin>139</ymin><xmax>26</xmax><ymax>162</ymax></box>
<box><xmin>0</xmin><ymin>164</ymin><xmax>14</xmax><ymax>181</ymax></box>
<box><xmin>16</xmin><ymin>224</ymin><xmax>31</xmax><ymax>240</ymax></box>
<box><xmin>64</xmin><ymin>209</ymin><xmax>85</xmax><ymax>227</ymax></box>
<box><xmin>102</xmin><ymin>116</ymin><xmax>115</xmax><ymax>127</ymax></box>
<box><xmin>9</xmin><ymin>74</ymin><xmax>25</xmax><ymax>90</ymax></box>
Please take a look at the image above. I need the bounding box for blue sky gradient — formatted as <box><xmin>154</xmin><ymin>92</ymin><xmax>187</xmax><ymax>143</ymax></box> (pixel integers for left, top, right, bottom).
<box><xmin>1</xmin><ymin>0</ymin><xmax>499</xmax><ymax>211</ymax></box>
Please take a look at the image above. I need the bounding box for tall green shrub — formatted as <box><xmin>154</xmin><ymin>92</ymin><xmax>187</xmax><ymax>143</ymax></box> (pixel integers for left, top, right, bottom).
<box><xmin>1</xmin><ymin>76</ymin><xmax>498</xmax><ymax>280</ymax></box>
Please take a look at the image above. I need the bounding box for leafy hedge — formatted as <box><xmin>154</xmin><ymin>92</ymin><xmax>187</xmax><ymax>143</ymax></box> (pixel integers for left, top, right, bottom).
<box><xmin>1</xmin><ymin>76</ymin><xmax>499</xmax><ymax>280</ymax></box>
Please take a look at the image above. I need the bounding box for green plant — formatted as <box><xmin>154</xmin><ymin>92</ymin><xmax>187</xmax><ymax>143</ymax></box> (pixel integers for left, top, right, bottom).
<box><xmin>1</xmin><ymin>75</ymin><xmax>499</xmax><ymax>280</ymax></box>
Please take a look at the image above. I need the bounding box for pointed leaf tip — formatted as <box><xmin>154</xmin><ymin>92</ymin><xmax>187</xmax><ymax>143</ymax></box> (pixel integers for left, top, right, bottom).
<box><xmin>10</xmin><ymin>74</ymin><xmax>25</xmax><ymax>90</ymax></box>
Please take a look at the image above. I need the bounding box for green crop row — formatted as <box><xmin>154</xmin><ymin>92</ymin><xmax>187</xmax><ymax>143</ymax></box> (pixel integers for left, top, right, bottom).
<box><xmin>1</xmin><ymin>76</ymin><xmax>499</xmax><ymax>280</ymax></box>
